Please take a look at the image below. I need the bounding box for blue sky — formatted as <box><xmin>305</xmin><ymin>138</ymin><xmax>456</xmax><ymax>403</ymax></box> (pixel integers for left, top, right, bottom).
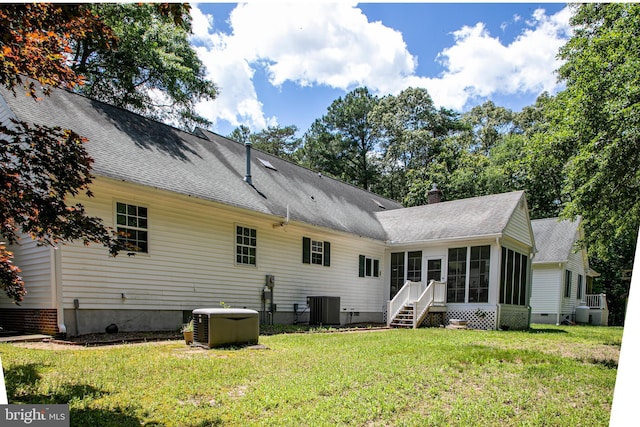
<box><xmin>189</xmin><ymin>2</ymin><xmax>571</xmax><ymax>137</ymax></box>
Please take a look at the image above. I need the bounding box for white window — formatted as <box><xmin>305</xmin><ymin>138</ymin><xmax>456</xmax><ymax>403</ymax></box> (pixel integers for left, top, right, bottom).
<box><xmin>116</xmin><ymin>202</ymin><xmax>148</xmax><ymax>253</ymax></box>
<box><xmin>302</xmin><ymin>237</ymin><xmax>330</xmax><ymax>266</ymax></box>
<box><xmin>311</xmin><ymin>240</ymin><xmax>323</xmax><ymax>265</ymax></box>
<box><xmin>236</xmin><ymin>226</ymin><xmax>257</xmax><ymax>265</ymax></box>
<box><xmin>359</xmin><ymin>255</ymin><xmax>380</xmax><ymax>277</ymax></box>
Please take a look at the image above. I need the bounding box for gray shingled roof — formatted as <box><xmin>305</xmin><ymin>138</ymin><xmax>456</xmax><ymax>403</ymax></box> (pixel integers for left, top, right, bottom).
<box><xmin>531</xmin><ymin>217</ymin><xmax>580</xmax><ymax>264</ymax></box>
<box><xmin>1</xmin><ymin>86</ymin><xmax>403</xmax><ymax>240</ymax></box>
<box><xmin>375</xmin><ymin>191</ymin><xmax>526</xmax><ymax>244</ymax></box>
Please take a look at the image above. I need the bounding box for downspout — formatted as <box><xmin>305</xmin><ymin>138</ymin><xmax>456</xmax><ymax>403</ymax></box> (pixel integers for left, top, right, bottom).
<box><xmin>556</xmin><ymin>262</ymin><xmax>563</xmax><ymax>325</ymax></box>
<box><xmin>527</xmin><ymin>250</ymin><xmax>535</xmax><ymax>329</ymax></box>
<box><xmin>52</xmin><ymin>247</ymin><xmax>66</xmax><ymax>336</ymax></box>
<box><xmin>495</xmin><ymin>237</ymin><xmax>501</xmax><ymax>330</ymax></box>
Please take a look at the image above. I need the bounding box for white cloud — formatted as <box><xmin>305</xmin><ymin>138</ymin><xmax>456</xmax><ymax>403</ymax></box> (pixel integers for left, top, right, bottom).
<box><xmin>189</xmin><ymin>5</ymin><xmax>213</xmax><ymax>41</ymax></box>
<box><xmin>191</xmin><ymin>2</ymin><xmax>415</xmax><ymax>131</ymax></box>
<box><xmin>415</xmin><ymin>6</ymin><xmax>572</xmax><ymax>111</ymax></box>
<box><xmin>191</xmin><ymin>4</ymin><xmax>571</xmax><ymax>131</ymax></box>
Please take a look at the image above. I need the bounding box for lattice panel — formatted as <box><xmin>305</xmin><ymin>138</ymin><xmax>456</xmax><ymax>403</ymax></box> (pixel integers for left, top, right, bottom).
<box><xmin>444</xmin><ymin>309</ymin><xmax>497</xmax><ymax>330</ymax></box>
<box><xmin>420</xmin><ymin>312</ymin><xmax>446</xmax><ymax>327</ymax></box>
<box><xmin>498</xmin><ymin>306</ymin><xmax>530</xmax><ymax>330</ymax></box>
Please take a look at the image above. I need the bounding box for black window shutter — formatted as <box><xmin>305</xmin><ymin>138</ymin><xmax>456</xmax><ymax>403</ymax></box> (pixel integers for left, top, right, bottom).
<box><xmin>373</xmin><ymin>259</ymin><xmax>379</xmax><ymax>277</ymax></box>
<box><xmin>302</xmin><ymin>237</ymin><xmax>311</xmax><ymax>264</ymax></box>
<box><xmin>359</xmin><ymin>255</ymin><xmax>365</xmax><ymax>277</ymax></box>
<box><xmin>323</xmin><ymin>241</ymin><xmax>331</xmax><ymax>266</ymax></box>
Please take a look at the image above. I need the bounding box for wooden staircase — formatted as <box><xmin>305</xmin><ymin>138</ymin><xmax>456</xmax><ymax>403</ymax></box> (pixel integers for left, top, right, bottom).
<box><xmin>387</xmin><ymin>280</ymin><xmax>447</xmax><ymax>329</ymax></box>
<box><xmin>390</xmin><ymin>305</ymin><xmax>415</xmax><ymax>328</ymax></box>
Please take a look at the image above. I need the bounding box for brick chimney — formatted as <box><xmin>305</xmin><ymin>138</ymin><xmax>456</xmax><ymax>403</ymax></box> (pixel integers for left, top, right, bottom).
<box><xmin>427</xmin><ymin>183</ymin><xmax>442</xmax><ymax>204</ymax></box>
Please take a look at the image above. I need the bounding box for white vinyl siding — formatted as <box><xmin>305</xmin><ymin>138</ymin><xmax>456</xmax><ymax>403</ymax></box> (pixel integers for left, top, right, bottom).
<box><xmin>58</xmin><ymin>177</ymin><xmax>386</xmax><ymax>313</ymax></box>
<box><xmin>503</xmin><ymin>196</ymin><xmax>533</xmax><ymax>247</ymax></box>
<box><xmin>0</xmin><ymin>237</ymin><xmax>54</xmax><ymax>308</ymax></box>
<box><xmin>530</xmin><ymin>232</ymin><xmax>588</xmax><ymax>320</ymax></box>
<box><xmin>530</xmin><ymin>266</ymin><xmax>563</xmax><ymax>314</ymax></box>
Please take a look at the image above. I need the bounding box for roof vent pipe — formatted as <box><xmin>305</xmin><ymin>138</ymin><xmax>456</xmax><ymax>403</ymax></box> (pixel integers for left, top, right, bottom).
<box><xmin>244</xmin><ymin>141</ymin><xmax>252</xmax><ymax>185</ymax></box>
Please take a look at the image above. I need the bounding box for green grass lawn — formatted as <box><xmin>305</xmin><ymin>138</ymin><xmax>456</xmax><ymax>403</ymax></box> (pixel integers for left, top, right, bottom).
<box><xmin>0</xmin><ymin>324</ymin><xmax>621</xmax><ymax>426</ymax></box>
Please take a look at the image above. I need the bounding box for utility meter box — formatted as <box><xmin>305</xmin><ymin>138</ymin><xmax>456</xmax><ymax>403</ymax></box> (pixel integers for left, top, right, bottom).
<box><xmin>192</xmin><ymin>308</ymin><xmax>259</xmax><ymax>348</ymax></box>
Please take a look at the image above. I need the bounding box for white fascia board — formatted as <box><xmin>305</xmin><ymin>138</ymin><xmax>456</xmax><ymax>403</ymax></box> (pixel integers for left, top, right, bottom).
<box><xmin>384</xmin><ymin>233</ymin><xmax>503</xmax><ymax>247</ymax></box>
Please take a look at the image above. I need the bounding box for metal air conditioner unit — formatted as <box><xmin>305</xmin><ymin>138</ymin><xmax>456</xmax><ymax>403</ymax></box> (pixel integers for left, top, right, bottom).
<box><xmin>307</xmin><ymin>296</ymin><xmax>341</xmax><ymax>325</ymax></box>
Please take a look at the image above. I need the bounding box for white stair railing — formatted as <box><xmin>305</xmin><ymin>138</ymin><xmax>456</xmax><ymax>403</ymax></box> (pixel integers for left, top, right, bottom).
<box><xmin>414</xmin><ymin>280</ymin><xmax>447</xmax><ymax>328</ymax></box>
<box><xmin>387</xmin><ymin>281</ymin><xmax>423</xmax><ymax>326</ymax></box>
<box><xmin>388</xmin><ymin>280</ymin><xmax>448</xmax><ymax>328</ymax></box>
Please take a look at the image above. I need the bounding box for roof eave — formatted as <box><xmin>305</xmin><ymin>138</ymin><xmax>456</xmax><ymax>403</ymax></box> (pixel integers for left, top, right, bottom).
<box><xmin>532</xmin><ymin>260</ymin><xmax>569</xmax><ymax>266</ymax></box>
<box><xmin>385</xmin><ymin>233</ymin><xmax>503</xmax><ymax>247</ymax></box>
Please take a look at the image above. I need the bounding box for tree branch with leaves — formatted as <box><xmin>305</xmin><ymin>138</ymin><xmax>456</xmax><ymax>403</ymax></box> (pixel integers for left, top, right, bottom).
<box><xmin>0</xmin><ymin>3</ymin><xmax>216</xmax><ymax>303</ymax></box>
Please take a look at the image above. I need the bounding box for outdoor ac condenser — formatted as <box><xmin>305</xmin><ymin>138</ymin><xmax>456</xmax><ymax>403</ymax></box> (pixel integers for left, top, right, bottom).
<box><xmin>307</xmin><ymin>296</ymin><xmax>341</xmax><ymax>325</ymax></box>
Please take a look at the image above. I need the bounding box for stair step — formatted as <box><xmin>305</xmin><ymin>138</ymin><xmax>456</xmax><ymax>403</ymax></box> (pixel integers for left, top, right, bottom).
<box><xmin>390</xmin><ymin>304</ymin><xmax>419</xmax><ymax>328</ymax></box>
<box><xmin>390</xmin><ymin>323</ymin><xmax>412</xmax><ymax>328</ymax></box>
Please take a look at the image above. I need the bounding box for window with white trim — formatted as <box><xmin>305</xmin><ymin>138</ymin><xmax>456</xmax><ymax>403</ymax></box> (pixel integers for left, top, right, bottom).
<box><xmin>236</xmin><ymin>226</ymin><xmax>257</xmax><ymax>265</ymax></box>
<box><xmin>469</xmin><ymin>245</ymin><xmax>490</xmax><ymax>303</ymax></box>
<box><xmin>302</xmin><ymin>237</ymin><xmax>330</xmax><ymax>266</ymax></box>
<box><xmin>359</xmin><ymin>255</ymin><xmax>380</xmax><ymax>277</ymax></box>
<box><xmin>116</xmin><ymin>202</ymin><xmax>148</xmax><ymax>253</ymax></box>
<box><xmin>447</xmin><ymin>247</ymin><xmax>467</xmax><ymax>303</ymax></box>
<box><xmin>311</xmin><ymin>240</ymin><xmax>323</xmax><ymax>265</ymax></box>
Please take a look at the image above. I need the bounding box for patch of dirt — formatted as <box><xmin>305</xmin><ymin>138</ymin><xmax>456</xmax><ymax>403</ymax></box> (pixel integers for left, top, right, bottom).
<box><xmin>14</xmin><ymin>331</ymin><xmax>182</xmax><ymax>350</ymax></box>
<box><xmin>64</xmin><ymin>330</ymin><xmax>182</xmax><ymax>344</ymax></box>
<box><xmin>12</xmin><ymin>324</ymin><xmax>389</xmax><ymax>351</ymax></box>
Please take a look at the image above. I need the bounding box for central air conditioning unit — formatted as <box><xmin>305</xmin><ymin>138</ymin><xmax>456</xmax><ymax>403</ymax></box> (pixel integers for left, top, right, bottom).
<box><xmin>307</xmin><ymin>296</ymin><xmax>341</xmax><ymax>325</ymax></box>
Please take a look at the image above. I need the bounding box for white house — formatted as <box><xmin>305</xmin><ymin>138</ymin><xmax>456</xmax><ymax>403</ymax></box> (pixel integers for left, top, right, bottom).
<box><xmin>530</xmin><ymin>218</ymin><xmax>607</xmax><ymax>325</ymax></box>
<box><xmin>0</xmin><ymin>84</ymin><xmax>535</xmax><ymax>335</ymax></box>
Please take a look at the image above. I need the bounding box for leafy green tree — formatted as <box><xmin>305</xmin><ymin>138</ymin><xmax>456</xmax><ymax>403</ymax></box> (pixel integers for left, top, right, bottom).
<box><xmin>0</xmin><ymin>4</ymin><xmax>113</xmax><ymax>97</ymax></box>
<box><xmin>369</xmin><ymin>87</ymin><xmax>463</xmax><ymax>203</ymax></box>
<box><xmin>548</xmin><ymin>3</ymin><xmax>640</xmax><ymax>324</ymax></box>
<box><xmin>72</xmin><ymin>3</ymin><xmax>217</xmax><ymax>130</ymax></box>
<box><xmin>0</xmin><ymin>4</ymin><xmax>123</xmax><ymax>302</ymax></box>
<box><xmin>302</xmin><ymin>87</ymin><xmax>381</xmax><ymax>190</ymax></box>
<box><xmin>513</xmin><ymin>93</ymin><xmax>572</xmax><ymax>219</ymax></box>
<box><xmin>557</xmin><ymin>3</ymin><xmax>640</xmax><ymax>257</ymax></box>
<box><xmin>0</xmin><ymin>3</ymin><xmax>215</xmax><ymax>302</ymax></box>
<box><xmin>228</xmin><ymin>125</ymin><xmax>251</xmax><ymax>145</ymax></box>
<box><xmin>464</xmin><ymin>101</ymin><xmax>515</xmax><ymax>155</ymax></box>
<box><xmin>403</xmin><ymin>100</ymin><xmax>520</xmax><ymax>205</ymax></box>
<box><xmin>230</xmin><ymin>125</ymin><xmax>302</xmax><ymax>162</ymax></box>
